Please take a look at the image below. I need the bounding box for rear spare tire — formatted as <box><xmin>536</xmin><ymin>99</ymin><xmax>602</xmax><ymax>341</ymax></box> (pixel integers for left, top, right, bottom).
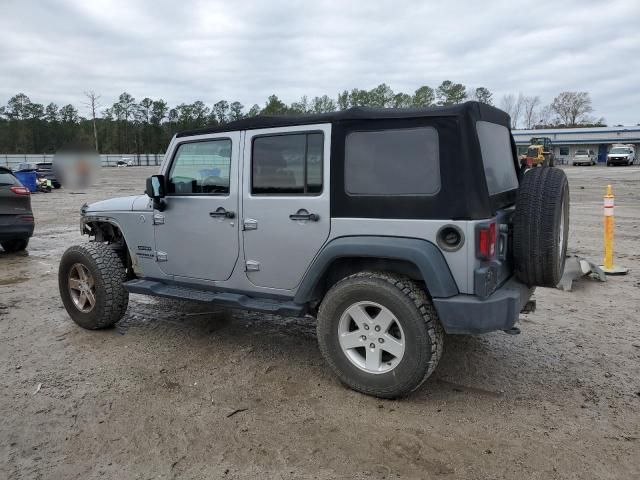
<box><xmin>513</xmin><ymin>167</ymin><xmax>569</xmax><ymax>287</ymax></box>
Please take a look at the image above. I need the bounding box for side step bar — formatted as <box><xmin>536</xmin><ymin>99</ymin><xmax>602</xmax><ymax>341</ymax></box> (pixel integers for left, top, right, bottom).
<box><xmin>123</xmin><ymin>279</ymin><xmax>306</xmax><ymax>317</ymax></box>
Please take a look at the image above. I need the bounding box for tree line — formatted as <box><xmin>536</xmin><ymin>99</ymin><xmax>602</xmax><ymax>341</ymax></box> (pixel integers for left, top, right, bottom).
<box><xmin>0</xmin><ymin>81</ymin><xmax>605</xmax><ymax>154</ymax></box>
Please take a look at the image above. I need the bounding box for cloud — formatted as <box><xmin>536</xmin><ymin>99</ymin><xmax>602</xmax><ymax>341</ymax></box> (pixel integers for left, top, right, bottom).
<box><xmin>0</xmin><ymin>0</ymin><xmax>638</xmax><ymax>124</ymax></box>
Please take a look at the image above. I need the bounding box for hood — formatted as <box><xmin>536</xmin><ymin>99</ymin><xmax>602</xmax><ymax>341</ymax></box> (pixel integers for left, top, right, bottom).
<box><xmin>85</xmin><ymin>195</ymin><xmax>145</xmax><ymax>213</ymax></box>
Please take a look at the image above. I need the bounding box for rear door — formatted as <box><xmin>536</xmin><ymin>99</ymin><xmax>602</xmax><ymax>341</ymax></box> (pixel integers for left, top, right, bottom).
<box><xmin>241</xmin><ymin>124</ymin><xmax>331</xmax><ymax>290</ymax></box>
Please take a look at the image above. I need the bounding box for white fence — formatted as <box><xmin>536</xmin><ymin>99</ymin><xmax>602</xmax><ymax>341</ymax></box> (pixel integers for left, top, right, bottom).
<box><xmin>0</xmin><ymin>153</ymin><xmax>164</xmax><ymax>169</ymax></box>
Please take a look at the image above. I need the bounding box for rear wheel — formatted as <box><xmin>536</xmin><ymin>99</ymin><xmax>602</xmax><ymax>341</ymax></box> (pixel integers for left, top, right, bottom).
<box><xmin>317</xmin><ymin>271</ymin><xmax>444</xmax><ymax>398</ymax></box>
<box><xmin>1</xmin><ymin>238</ymin><xmax>29</xmax><ymax>252</ymax></box>
<box><xmin>58</xmin><ymin>243</ymin><xmax>129</xmax><ymax>329</ymax></box>
<box><xmin>513</xmin><ymin>167</ymin><xmax>569</xmax><ymax>287</ymax></box>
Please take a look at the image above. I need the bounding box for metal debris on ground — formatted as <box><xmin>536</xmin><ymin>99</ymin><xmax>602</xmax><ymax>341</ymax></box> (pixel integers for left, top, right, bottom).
<box><xmin>557</xmin><ymin>255</ymin><xmax>606</xmax><ymax>292</ymax></box>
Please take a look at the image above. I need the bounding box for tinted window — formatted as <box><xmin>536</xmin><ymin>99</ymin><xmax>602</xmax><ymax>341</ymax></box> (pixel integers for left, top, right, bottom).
<box><xmin>345</xmin><ymin>127</ymin><xmax>440</xmax><ymax>195</ymax></box>
<box><xmin>168</xmin><ymin>139</ymin><xmax>231</xmax><ymax>195</ymax></box>
<box><xmin>0</xmin><ymin>171</ymin><xmax>18</xmax><ymax>186</ymax></box>
<box><xmin>252</xmin><ymin>133</ymin><xmax>323</xmax><ymax>195</ymax></box>
<box><xmin>476</xmin><ymin>121</ymin><xmax>519</xmax><ymax>195</ymax></box>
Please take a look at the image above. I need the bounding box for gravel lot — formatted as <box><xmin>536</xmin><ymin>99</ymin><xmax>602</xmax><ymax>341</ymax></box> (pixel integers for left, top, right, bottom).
<box><xmin>1</xmin><ymin>166</ymin><xmax>639</xmax><ymax>479</ymax></box>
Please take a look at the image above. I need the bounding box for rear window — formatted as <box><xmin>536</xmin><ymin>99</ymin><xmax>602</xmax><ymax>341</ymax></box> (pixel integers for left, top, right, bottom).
<box><xmin>345</xmin><ymin>127</ymin><xmax>440</xmax><ymax>196</ymax></box>
<box><xmin>575</xmin><ymin>150</ymin><xmax>588</xmax><ymax>155</ymax></box>
<box><xmin>476</xmin><ymin>121</ymin><xmax>519</xmax><ymax>195</ymax></box>
<box><xmin>0</xmin><ymin>171</ymin><xmax>18</xmax><ymax>186</ymax></box>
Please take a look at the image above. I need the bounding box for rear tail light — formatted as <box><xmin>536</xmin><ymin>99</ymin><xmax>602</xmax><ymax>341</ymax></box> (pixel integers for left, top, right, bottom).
<box><xmin>18</xmin><ymin>215</ymin><xmax>34</xmax><ymax>222</ymax></box>
<box><xmin>10</xmin><ymin>186</ymin><xmax>30</xmax><ymax>195</ymax></box>
<box><xmin>477</xmin><ymin>222</ymin><xmax>496</xmax><ymax>260</ymax></box>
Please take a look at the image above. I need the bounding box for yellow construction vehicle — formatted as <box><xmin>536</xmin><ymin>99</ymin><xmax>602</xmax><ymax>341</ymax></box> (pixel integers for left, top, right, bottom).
<box><xmin>525</xmin><ymin>137</ymin><xmax>555</xmax><ymax>167</ymax></box>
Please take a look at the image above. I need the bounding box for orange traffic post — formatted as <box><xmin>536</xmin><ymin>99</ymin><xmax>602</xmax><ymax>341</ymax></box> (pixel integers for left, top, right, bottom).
<box><xmin>600</xmin><ymin>184</ymin><xmax>628</xmax><ymax>275</ymax></box>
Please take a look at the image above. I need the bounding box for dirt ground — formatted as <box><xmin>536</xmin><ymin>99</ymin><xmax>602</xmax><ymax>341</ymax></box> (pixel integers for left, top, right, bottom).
<box><xmin>1</xmin><ymin>165</ymin><xmax>639</xmax><ymax>480</ymax></box>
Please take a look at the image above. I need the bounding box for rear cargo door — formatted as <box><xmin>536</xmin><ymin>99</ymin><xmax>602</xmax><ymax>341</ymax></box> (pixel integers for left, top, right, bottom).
<box><xmin>476</xmin><ymin>121</ymin><xmax>519</xmax><ymax>284</ymax></box>
<box><xmin>0</xmin><ymin>171</ymin><xmax>31</xmax><ymax>223</ymax></box>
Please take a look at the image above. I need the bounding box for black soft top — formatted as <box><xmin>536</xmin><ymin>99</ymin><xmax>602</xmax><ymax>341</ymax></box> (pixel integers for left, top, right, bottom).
<box><xmin>175</xmin><ymin>101</ymin><xmax>517</xmax><ymax>220</ymax></box>
<box><xmin>176</xmin><ymin>101</ymin><xmax>511</xmax><ymax>137</ymax></box>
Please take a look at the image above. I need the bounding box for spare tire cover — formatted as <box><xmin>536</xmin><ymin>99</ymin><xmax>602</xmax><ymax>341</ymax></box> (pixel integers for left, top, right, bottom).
<box><xmin>513</xmin><ymin>167</ymin><xmax>569</xmax><ymax>287</ymax></box>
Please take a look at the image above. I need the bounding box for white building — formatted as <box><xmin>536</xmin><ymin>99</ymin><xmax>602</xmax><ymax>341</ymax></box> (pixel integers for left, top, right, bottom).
<box><xmin>512</xmin><ymin>126</ymin><xmax>640</xmax><ymax>164</ymax></box>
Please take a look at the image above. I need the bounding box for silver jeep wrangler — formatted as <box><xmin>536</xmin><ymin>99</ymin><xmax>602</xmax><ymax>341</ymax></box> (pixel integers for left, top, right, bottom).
<box><xmin>59</xmin><ymin>101</ymin><xmax>569</xmax><ymax>398</ymax></box>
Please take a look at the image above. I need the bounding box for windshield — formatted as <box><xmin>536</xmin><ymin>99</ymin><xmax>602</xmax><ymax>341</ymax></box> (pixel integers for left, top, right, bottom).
<box><xmin>610</xmin><ymin>148</ymin><xmax>632</xmax><ymax>154</ymax></box>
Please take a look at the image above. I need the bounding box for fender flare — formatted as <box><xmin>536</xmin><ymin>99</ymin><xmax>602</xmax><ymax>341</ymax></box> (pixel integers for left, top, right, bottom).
<box><xmin>294</xmin><ymin>236</ymin><xmax>459</xmax><ymax>304</ymax></box>
<box><xmin>81</xmin><ymin>214</ymin><xmax>137</xmax><ymax>264</ymax></box>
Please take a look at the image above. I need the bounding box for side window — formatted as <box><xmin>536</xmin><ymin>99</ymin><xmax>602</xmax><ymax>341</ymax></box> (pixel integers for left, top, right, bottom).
<box><xmin>252</xmin><ymin>132</ymin><xmax>323</xmax><ymax>195</ymax></box>
<box><xmin>168</xmin><ymin>139</ymin><xmax>232</xmax><ymax>195</ymax></box>
<box><xmin>345</xmin><ymin>127</ymin><xmax>440</xmax><ymax>196</ymax></box>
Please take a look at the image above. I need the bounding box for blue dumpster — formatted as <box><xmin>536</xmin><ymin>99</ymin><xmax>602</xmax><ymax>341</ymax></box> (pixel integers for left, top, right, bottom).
<box><xmin>14</xmin><ymin>171</ymin><xmax>37</xmax><ymax>192</ymax></box>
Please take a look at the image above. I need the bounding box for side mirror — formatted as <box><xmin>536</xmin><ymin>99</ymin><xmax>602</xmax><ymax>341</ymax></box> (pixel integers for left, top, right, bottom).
<box><xmin>145</xmin><ymin>175</ymin><xmax>166</xmax><ymax>211</ymax></box>
<box><xmin>146</xmin><ymin>175</ymin><xmax>165</xmax><ymax>198</ymax></box>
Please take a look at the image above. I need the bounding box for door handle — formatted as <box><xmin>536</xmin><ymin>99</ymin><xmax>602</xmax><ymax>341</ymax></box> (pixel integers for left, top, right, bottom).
<box><xmin>289</xmin><ymin>209</ymin><xmax>320</xmax><ymax>222</ymax></box>
<box><xmin>209</xmin><ymin>207</ymin><xmax>235</xmax><ymax>219</ymax></box>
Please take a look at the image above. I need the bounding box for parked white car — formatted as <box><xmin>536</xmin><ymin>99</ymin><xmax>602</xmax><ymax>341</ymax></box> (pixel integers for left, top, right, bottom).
<box><xmin>572</xmin><ymin>149</ymin><xmax>597</xmax><ymax>166</ymax></box>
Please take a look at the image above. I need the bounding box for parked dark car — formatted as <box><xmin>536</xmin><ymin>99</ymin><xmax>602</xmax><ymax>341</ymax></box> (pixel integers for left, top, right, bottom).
<box><xmin>0</xmin><ymin>166</ymin><xmax>34</xmax><ymax>252</ymax></box>
<box><xmin>16</xmin><ymin>162</ymin><xmax>61</xmax><ymax>188</ymax></box>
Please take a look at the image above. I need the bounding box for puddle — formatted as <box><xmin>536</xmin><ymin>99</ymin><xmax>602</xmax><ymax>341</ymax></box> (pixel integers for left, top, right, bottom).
<box><xmin>0</xmin><ymin>276</ymin><xmax>30</xmax><ymax>286</ymax></box>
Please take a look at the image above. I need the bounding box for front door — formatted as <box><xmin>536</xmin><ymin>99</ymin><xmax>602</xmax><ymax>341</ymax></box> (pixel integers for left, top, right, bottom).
<box><xmin>154</xmin><ymin>133</ymin><xmax>240</xmax><ymax>281</ymax></box>
<box><xmin>242</xmin><ymin>124</ymin><xmax>331</xmax><ymax>290</ymax></box>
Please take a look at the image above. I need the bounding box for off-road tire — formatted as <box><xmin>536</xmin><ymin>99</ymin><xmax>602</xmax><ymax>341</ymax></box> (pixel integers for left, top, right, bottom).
<box><xmin>513</xmin><ymin>167</ymin><xmax>569</xmax><ymax>287</ymax></box>
<box><xmin>58</xmin><ymin>243</ymin><xmax>129</xmax><ymax>329</ymax></box>
<box><xmin>1</xmin><ymin>238</ymin><xmax>29</xmax><ymax>252</ymax></box>
<box><xmin>316</xmin><ymin>271</ymin><xmax>444</xmax><ymax>399</ymax></box>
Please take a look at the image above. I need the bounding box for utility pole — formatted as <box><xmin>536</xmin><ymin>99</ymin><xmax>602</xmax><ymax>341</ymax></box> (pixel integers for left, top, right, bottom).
<box><xmin>83</xmin><ymin>91</ymin><xmax>101</xmax><ymax>152</ymax></box>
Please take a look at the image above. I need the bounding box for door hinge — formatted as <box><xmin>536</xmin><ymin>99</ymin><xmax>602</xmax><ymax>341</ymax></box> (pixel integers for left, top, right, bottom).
<box><xmin>243</xmin><ymin>218</ymin><xmax>258</xmax><ymax>230</ymax></box>
<box><xmin>153</xmin><ymin>213</ymin><xmax>165</xmax><ymax>225</ymax></box>
<box><xmin>156</xmin><ymin>251</ymin><xmax>168</xmax><ymax>262</ymax></box>
<box><xmin>245</xmin><ymin>260</ymin><xmax>260</xmax><ymax>271</ymax></box>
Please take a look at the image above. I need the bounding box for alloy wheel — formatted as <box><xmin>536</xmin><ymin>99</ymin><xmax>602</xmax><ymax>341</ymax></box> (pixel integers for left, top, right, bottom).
<box><xmin>68</xmin><ymin>263</ymin><xmax>96</xmax><ymax>313</ymax></box>
<box><xmin>337</xmin><ymin>301</ymin><xmax>405</xmax><ymax>374</ymax></box>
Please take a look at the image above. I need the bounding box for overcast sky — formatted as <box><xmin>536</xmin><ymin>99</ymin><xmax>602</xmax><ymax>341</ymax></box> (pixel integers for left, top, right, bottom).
<box><xmin>1</xmin><ymin>0</ymin><xmax>639</xmax><ymax>125</ymax></box>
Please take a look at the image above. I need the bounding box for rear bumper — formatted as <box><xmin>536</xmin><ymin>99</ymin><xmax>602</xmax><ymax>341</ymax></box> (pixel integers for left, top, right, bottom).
<box><xmin>433</xmin><ymin>277</ymin><xmax>534</xmax><ymax>334</ymax></box>
<box><xmin>0</xmin><ymin>221</ymin><xmax>34</xmax><ymax>241</ymax></box>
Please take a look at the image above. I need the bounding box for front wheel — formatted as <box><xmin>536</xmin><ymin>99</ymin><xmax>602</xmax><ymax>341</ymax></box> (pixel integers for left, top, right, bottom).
<box><xmin>316</xmin><ymin>271</ymin><xmax>444</xmax><ymax>398</ymax></box>
<box><xmin>58</xmin><ymin>243</ymin><xmax>129</xmax><ymax>329</ymax></box>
